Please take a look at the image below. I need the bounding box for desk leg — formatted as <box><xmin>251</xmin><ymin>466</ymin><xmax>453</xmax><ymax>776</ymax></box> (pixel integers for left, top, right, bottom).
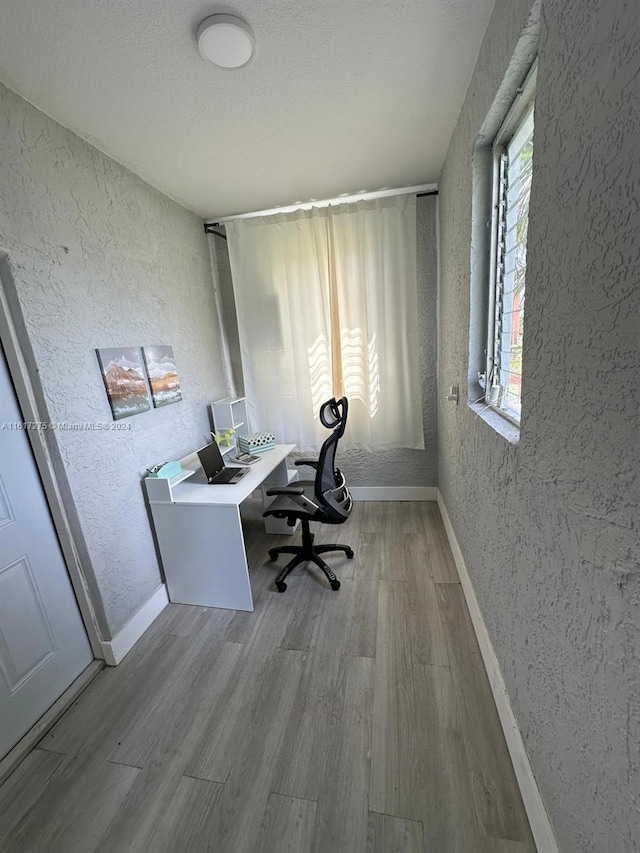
<box><xmin>261</xmin><ymin>458</ymin><xmax>299</xmax><ymax>535</ymax></box>
<box><xmin>151</xmin><ymin>503</ymin><xmax>254</xmax><ymax>611</ymax></box>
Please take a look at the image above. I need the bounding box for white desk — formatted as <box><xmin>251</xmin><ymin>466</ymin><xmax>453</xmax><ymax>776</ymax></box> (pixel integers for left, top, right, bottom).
<box><xmin>145</xmin><ymin>444</ymin><xmax>296</xmax><ymax>611</ymax></box>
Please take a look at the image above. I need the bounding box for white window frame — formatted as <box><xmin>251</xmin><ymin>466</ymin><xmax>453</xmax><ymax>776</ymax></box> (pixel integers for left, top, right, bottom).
<box><xmin>485</xmin><ymin>63</ymin><xmax>537</xmax><ymax>427</ymax></box>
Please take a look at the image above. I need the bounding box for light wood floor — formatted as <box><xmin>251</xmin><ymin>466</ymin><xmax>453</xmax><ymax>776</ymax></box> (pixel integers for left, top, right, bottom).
<box><xmin>0</xmin><ymin>502</ymin><xmax>535</xmax><ymax>853</ymax></box>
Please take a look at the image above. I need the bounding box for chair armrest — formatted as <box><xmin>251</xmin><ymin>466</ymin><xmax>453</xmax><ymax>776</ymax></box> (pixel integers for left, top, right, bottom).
<box><xmin>265</xmin><ymin>486</ymin><xmax>304</xmax><ymax>497</ymax></box>
<box><xmin>294</xmin><ymin>458</ymin><xmax>319</xmax><ymax>468</ymax></box>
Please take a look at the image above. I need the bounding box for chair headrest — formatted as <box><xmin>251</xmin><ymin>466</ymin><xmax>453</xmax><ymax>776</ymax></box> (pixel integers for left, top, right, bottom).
<box><xmin>319</xmin><ymin>396</ymin><xmax>348</xmax><ymax>436</ymax></box>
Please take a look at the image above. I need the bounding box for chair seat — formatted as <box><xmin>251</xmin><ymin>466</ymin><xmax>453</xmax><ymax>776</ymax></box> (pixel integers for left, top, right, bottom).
<box><xmin>263</xmin><ymin>481</ymin><xmax>327</xmax><ymax>523</ymax></box>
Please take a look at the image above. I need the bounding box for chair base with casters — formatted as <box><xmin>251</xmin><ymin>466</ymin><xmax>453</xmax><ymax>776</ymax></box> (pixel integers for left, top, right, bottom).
<box><xmin>268</xmin><ymin>517</ymin><xmax>354</xmax><ymax>592</ymax></box>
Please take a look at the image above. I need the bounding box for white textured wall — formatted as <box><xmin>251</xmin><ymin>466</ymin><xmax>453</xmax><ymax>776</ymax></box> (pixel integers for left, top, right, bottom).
<box><xmin>438</xmin><ymin>2</ymin><xmax>640</xmax><ymax>852</ymax></box>
<box><xmin>0</xmin><ymin>83</ymin><xmax>228</xmax><ymax>639</ymax></box>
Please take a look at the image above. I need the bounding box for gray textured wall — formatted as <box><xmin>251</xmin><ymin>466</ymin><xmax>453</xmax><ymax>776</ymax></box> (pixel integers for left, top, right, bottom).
<box><xmin>215</xmin><ymin>195</ymin><xmax>439</xmax><ymax>487</ymax></box>
<box><xmin>438</xmin><ymin>2</ymin><xmax>640</xmax><ymax>852</ymax></box>
<box><xmin>0</xmin><ymin>83</ymin><xmax>228</xmax><ymax>639</ymax></box>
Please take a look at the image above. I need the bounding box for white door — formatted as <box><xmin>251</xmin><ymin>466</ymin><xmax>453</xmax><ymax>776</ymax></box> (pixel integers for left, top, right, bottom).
<box><xmin>0</xmin><ymin>344</ymin><xmax>92</xmax><ymax>759</ymax></box>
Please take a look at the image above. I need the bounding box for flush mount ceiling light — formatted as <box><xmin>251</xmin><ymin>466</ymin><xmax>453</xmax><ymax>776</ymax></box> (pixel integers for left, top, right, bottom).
<box><xmin>197</xmin><ymin>14</ymin><xmax>255</xmax><ymax>69</ymax></box>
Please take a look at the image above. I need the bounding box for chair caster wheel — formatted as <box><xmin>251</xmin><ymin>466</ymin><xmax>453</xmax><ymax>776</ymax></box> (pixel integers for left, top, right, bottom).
<box><xmin>276</xmin><ymin>581</ymin><xmax>287</xmax><ymax>593</ymax></box>
<box><xmin>330</xmin><ymin>580</ymin><xmax>341</xmax><ymax>591</ymax></box>
<box><xmin>269</xmin><ymin>549</ymin><xmax>279</xmax><ymax>561</ymax></box>
<box><xmin>345</xmin><ymin>548</ymin><xmax>354</xmax><ymax>559</ymax></box>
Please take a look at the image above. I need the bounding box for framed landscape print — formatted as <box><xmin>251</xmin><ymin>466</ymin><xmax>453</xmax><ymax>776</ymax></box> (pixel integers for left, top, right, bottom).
<box><xmin>142</xmin><ymin>346</ymin><xmax>182</xmax><ymax>408</ymax></box>
<box><xmin>96</xmin><ymin>347</ymin><xmax>151</xmax><ymax>420</ymax></box>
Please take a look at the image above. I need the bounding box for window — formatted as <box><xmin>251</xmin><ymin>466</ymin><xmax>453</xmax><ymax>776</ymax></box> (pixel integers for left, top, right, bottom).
<box><xmin>485</xmin><ymin>65</ymin><xmax>536</xmax><ymax>425</ymax></box>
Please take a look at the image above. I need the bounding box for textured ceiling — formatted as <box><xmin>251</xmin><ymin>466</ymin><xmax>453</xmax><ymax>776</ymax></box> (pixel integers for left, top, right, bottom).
<box><xmin>0</xmin><ymin>0</ymin><xmax>494</xmax><ymax>218</ymax></box>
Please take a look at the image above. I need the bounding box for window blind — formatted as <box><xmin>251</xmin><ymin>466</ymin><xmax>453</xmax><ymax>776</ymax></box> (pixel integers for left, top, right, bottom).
<box><xmin>491</xmin><ymin>102</ymin><xmax>534</xmax><ymax>422</ymax></box>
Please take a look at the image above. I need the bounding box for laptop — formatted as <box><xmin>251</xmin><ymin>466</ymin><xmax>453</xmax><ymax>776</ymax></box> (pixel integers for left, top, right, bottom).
<box><xmin>197</xmin><ymin>441</ymin><xmax>249</xmax><ymax>485</ymax></box>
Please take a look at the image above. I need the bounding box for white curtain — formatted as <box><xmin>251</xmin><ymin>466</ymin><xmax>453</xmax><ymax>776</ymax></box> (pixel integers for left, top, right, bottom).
<box><xmin>226</xmin><ymin>194</ymin><xmax>423</xmax><ymax>451</ymax></box>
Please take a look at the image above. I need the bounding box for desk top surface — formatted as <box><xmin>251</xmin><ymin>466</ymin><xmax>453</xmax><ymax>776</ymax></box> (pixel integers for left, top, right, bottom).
<box><xmin>166</xmin><ymin>443</ymin><xmax>296</xmax><ymax>507</ymax></box>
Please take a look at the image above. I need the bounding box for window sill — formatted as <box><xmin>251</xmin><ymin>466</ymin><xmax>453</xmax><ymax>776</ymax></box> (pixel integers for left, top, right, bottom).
<box><xmin>468</xmin><ymin>401</ymin><xmax>520</xmax><ymax>445</ymax></box>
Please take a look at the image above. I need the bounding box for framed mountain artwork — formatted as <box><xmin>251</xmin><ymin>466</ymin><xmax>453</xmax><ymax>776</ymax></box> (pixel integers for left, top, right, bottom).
<box><xmin>96</xmin><ymin>347</ymin><xmax>151</xmax><ymax>420</ymax></box>
<box><xmin>142</xmin><ymin>345</ymin><xmax>182</xmax><ymax>408</ymax></box>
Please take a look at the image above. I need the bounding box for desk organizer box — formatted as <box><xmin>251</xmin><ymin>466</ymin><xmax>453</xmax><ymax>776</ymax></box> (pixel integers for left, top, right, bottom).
<box><xmin>147</xmin><ymin>461</ymin><xmax>182</xmax><ymax>479</ymax></box>
<box><xmin>237</xmin><ymin>431</ymin><xmax>276</xmax><ymax>454</ymax></box>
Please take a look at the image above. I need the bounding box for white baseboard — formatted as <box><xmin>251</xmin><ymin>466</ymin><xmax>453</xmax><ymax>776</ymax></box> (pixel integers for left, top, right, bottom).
<box><xmin>350</xmin><ymin>486</ymin><xmax>437</xmax><ymax>501</ymax></box>
<box><xmin>100</xmin><ymin>585</ymin><xmax>168</xmax><ymax>666</ymax></box>
<box><xmin>436</xmin><ymin>491</ymin><xmax>559</xmax><ymax>853</ymax></box>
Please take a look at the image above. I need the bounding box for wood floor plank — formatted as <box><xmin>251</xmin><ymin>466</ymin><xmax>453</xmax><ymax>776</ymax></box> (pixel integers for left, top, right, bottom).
<box><xmin>268</xmin><ymin>652</ymin><xmax>334</xmax><ymax>800</ymax></box>
<box><xmin>398</xmin><ymin>502</ymin><xmax>427</xmax><ymax>532</ymax></box>
<box><xmin>170</xmin><ymin>603</ymin><xmax>235</xmax><ymax>638</ymax></box>
<box><xmin>0</xmin><ymin>755</ymin><xmax>140</xmax><ymax>853</ymax></box>
<box><xmin>366</xmin><ymin>811</ymin><xmax>425</xmax><ymax>853</ymax></box>
<box><xmin>172</xmin><ymin>640</ymin><xmax>246</xmax><ymax>763</ymax></box>
<box><xmin>271</xmin><ymin>579</ymin><xmax>355</xmax><ymax>800</ymax></box>
<box><xmin>344</xmin><ymin>532</ymin><xmax>382</xmax><ymax>658</ymax></box>
<box><xmin>279</xmin><ymin>570</ymin><xmax>330</xmax><ymax>652</ymax></box>
<box><xmin>41</xmin><ymin>632</ymin><xmax>192</xmax><ymax>758</ymax></box>
<box><xmin>371</xmin><ymin>580</ymin><xmax>480</xmax><ymax>847</ymax></box>
<box><xmin>311</xmin><ymin>654</ymin><xmax>374</xmax><ymax>853</ymax></box>
<box><xmin>185</xmin><ymin>650</ymin><xmax>275</xmax><ymax>782</ymax></box>
<box><xmin>206</xmin><ymin>649</ymin><xmax>306</xmax><ymax>853</ymax></box>
<box><xmin>0</xmin><ymin>749</ymin><xmax>65</xmax><ymax>843</ymax></box>
<box><xmin>378</xmin><ymin>503</ymin><xmax>409</xmax><ymax>582</ymax></box>
<box><xmin>420</xmin><ymin>503</ymin><xmax>459</xmax><ymax>584</ymax></box>
<box><xmin>94</xmin><ymin>642</ymin><xmax>245</xmax><ymax>852</ymax></box>
<box><xmin>108</xmin><ymin>633</ymin><xmax>244</xmax><ymax>768</ymax></box>
<box><xmin>371</xmin><ymin>582</ymin><xmax>492</xmax><ymax>851</ymax></box>
<box><xmin>370</xmin><ymin>580</ymin><xmax>416</xmax><ymax>818</ymax></box>
<box><xmin>413</xmin><ymin>667</ymin><xmax>484</xmax><ymax>851</ymax></box>
<box><xmin>140</xmin><ymin>602</ymin><xmax>207</xmax><ymax>638</ymax></box>
<box><xmin>186</xmin><ymin>586</ymin><xmax>311</xmax><ymax>783</ymax></box>
<box><xmin>107</xmin><ymin>630</ymin><xmax>212</xmax><ymax>767</ymax></box>
<box><xmin>254</xmin><ymin>793</ymin><xmax>317</xmax><ymax>853</ymax></box>
<box><xmin>145</xmin><ymin>775</ymin><xmax>225</xmax><ymax>853</ymax></box>
<box><xmin>435</xmin><ymin>579</ymin><xmax>500</xmax><ymax>688</ymax></box>
<box><xmin>95</xmin><ymin>755</ymin><xmax>186</xmax><ymax>853</ymax></box>
<box><xmin>420</xmin><ymin>729</ymin><xmax>484</xmax><ymax>852</ymax></box>
<box><xmin>358</xmin><ymin>500</ymin><xmax>387</xmax><ymax>534</ymax></box>
<box><xmin>404</xmin><ymin>542</ymin><xmax>450</xmax><ymax>667</ymax></box>
<box><xmin>221</xmin><ymin>542</ymin><xmax>308</xmax><ymax>645</ymax></box>
<box><xmin>412</xmin><ymin>662</ymin><xmax>463</xmax><ymax>731</ymax></box>
<box><xmin>462</xmin><ymin>720</ymin><xmax>535</xmax><ymax>846</ymax></box>
<box><xmin>435</xmin><ymin>583</ymin><xmax>535</xmax><ymax>848</ymax></box>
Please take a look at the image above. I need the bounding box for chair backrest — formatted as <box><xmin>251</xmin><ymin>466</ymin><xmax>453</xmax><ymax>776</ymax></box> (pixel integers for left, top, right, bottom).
<box><xmin>314</xmin><ymin>397</ymin><xmax>352</xmax><ymax>523</ymax></box>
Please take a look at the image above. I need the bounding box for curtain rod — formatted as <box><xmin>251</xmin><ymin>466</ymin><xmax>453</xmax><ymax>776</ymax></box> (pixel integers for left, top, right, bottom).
<box><xmin>204</xmin><ymin>183</ymin><xmax>438</xmax><ymax>231</ymax></box>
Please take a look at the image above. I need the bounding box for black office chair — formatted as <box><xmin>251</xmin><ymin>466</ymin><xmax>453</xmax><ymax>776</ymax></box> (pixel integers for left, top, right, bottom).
<box><xmin>263</xmin><ymin>396</ymin><xmax>354</xmax><ymax>592</ymax></box>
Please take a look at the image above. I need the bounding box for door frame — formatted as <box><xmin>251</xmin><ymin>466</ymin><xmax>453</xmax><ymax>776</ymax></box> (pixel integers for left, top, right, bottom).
<box><xmin>0</xmin><ymin>255</ymin><xmax>103</xmax><ymax>659</ymax></box>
